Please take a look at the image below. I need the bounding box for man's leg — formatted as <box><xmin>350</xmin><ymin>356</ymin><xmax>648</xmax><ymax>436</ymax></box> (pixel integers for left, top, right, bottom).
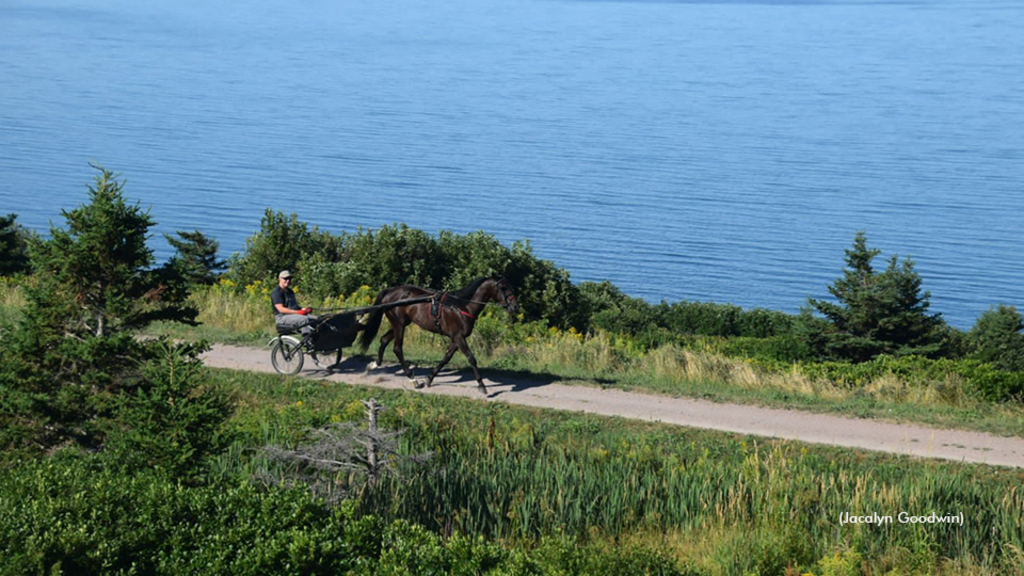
<box><xmin>276</xmin><ymin>314</ymin><xmax>314</xmax><ymax>335</ymax></box>
<box><xmin>300</xmin><ymin>315</ymin><xmax>320</xmax><ymax>336</ymax></box>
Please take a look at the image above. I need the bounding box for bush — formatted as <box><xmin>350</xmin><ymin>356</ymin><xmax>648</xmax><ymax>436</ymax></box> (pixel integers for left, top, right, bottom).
<box><xmin>970</xmin><ymin>305</ymin><xmax>1024</xmax><ymax>372</ymax></box>
<box><xmin>795</xmin><ymin>355</ymin><xmax>1024</xmax><ymax>402</ymax></box>
<box><xmin>581</xmin><ymin>280</ymin><xmax>802</xmax><ymax>348</ymax></box>
<box><xmin>658</xmin><ymin>300</ymin><xmax>796</xmax><ymax>338</ymax></box>
<box><xmin>0</xmin><ymin>213</ymin><xmax>30</xmax><ymax>276</ymax></box>
<box><xmin>0</xmin><ymin>166</ymin><xmax>198</xmax><ymax>455</ymax></box>
<box><xmin>230</xmin><ymin>219</ymin><xmax>584</xmax><ymax>329</ymax></box>
<box><xmin>228</xmin><ymin>209</ymin><xmax>342</xmax><ymax>287</ymax></box>
<box><xmin>166</xmin><ymin>229</ymin><xmax>227</xmax><ymax>285</ymax></box>
<box><xmin>102</xmin><ymin>341</ymin><xmax>233</xmax><ymax>479</ymax></box>
<box><xmin>0</xmin><ymin>454</ymin><xmax>692</xmax><ymax>575</ymax></box>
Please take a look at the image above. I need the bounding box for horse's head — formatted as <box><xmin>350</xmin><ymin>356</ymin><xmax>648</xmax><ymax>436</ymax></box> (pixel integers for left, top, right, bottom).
<box><xmin>491</xmin><ymin>275</ymin><xmax>518</xmax><ymax>317</ymax></box>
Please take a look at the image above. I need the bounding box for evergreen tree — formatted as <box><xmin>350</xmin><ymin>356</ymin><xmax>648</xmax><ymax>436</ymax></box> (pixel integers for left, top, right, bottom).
<box><xmin>165</xmin><ymin>229</ymin><xmax>226</xmax><ymax>285</ymax></box>
<box><xmin>805</xmin><ymin>232</ymin><xmax>944</xmax><ymax>361</ymax></box>
<box><xmin>970</xmin><ymin>305</ymin><xmax>1024</xmax><ymax>372</ymax></box>
<box><xmin>26</xmin><ymin>166</ymin><xmax>195</xmax><ymax>337</ymax></box>
<box><xmin>0</xmin><ymin>166</ymin><xmax>197</xmax><ymax>453</ymax></box>
<box><xmin>0</xmin><ymin>213</ymin><xmax>30</xmax><ymax>276</ymax></box>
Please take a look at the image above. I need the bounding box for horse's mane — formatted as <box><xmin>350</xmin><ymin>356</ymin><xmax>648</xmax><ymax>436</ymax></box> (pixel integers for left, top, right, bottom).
<box><xmin>450</xmin><ymin>276</ymin><xmax>491</xmax><ymax>300</ymax></box>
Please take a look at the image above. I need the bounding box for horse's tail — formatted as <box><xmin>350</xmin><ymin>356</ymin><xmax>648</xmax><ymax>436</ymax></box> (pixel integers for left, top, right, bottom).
<box><xmin>358</xmin><ymin>288</ymin><xmax>389</xmax><ymax>351</ymax></box>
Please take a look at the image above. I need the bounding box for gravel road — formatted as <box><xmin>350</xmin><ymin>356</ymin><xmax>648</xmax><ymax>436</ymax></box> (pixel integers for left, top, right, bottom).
<box><xmin>203</xmin><ymin>343</ymin><xmax>1024</xmax><ymax>469</ymax></box>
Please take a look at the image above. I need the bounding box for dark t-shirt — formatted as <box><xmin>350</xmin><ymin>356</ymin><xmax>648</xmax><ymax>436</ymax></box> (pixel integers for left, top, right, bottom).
<box><xmin>270</xmin><ymin>286</ymin><xmax>300</xmax><ymax>317</ymax></box>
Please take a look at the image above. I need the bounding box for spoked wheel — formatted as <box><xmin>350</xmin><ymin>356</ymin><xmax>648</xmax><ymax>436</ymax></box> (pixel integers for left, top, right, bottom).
<box><xmin>271</xmin><ymin>337</ymin><xmax>304</xmax><ymax>375</ymax></box>
<box><xmin>311</xmin><ymin>349</ymin><xmax>342</xmax><ymax>370</ymax></box>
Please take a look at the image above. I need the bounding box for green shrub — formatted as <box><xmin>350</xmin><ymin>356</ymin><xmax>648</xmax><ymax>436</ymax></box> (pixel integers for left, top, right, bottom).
<box><xmin>717</xmin><ymin>335</ymin><xmax>815</xmax><ymax>364</ymax></box>
<box><xmin>795</xmin><ymin>355</ymin><xmax>1024</xmax><ymax>402</ymax></box>
<box><xmin>0</xmin><ymin>213</ymin><xmax>30</xmax><ymax>276</ymax></box>
<box><xmin>228</xmin><ymin>209</ymin><xmax>342</xmax><ymax>287</ymax></box>
<box><xmin>0</xmin><ymin>167</ymin><xmax>197</xmax><ymax>455</ymax></box>
<box><xmin>230</xmin><ymin>219</ymin><xmax>584</xmax><ymax>329</ymax></box>
<box><xmin>102</xmin><ymin>341</ymin><xmax>233</xmax><ymax>479</ymax></box>
<box><xmin>165</xmin><ymin>229</ymin><xmax>227</xmax><ymax>285</ymax></box>
<box><xmin>970</xmin><ymin>305</ymin><xmax>1024</xmax><ymax>372</ymax></box>
<box><xmin>0</xmin><ymin>453</ymin><xmax>695</xmax><ymax>575</ymax></box>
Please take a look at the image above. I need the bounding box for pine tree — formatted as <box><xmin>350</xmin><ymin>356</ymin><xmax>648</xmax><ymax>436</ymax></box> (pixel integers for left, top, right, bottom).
<box><xmin>165</xmin><ymin>229</ymin><xmax>226</xmax><ymax>285</ymax></box>
<box><xmin>27</xmin><ymin>166</ymin><xmax>196</xmax><ymax>337</ymax></box>
<box><xmin>805</xmin><ymin>232</ymin><xmax>944</xmax><ymax>361</ymax></box>
<box><xmin>0</xmin><ymin>213</ymin><xmax>30</xmax><ymax>276</ymax></box>
<box><xmin>0</xmin><ymin>166</ymin><xmax>197</xmax><ymax>453</ymax></box>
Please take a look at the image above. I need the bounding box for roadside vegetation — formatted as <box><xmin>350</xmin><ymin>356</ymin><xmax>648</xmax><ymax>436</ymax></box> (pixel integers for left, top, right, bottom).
<box><xmin>120</xmin><ymin>209</ymin><xmax>1024</xmax><ymax>435</ymax></box>
<box><xmin>2</xmin><ymin>167</ymin><xmax>1024</xmax><ymax>574</ymax></box>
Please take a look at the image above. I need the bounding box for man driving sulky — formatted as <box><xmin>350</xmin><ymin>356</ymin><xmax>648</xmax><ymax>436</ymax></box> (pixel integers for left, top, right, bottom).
<box><xmin>270</xmin><ymin>270</ymin><xmax>318</xmax><ymax>336</ymax></box>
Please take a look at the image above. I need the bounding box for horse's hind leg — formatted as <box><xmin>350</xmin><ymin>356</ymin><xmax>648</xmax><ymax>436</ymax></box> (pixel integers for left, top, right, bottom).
<box><xmin>454</xmin><ymin>335</ymin><xmax>487</xmax><ymax>394</ymax></box>
<box><xmin>425</xmin><ymin>341</ymin><xmax>459</xmax><ymax>388</ymax></box>
<box><xmin>391</xmin><ymin>326</ymin><xmax>418</xmax><ymax>384</ymax></box>
<box><xmin>369</xmin><ymin>328</ymin><xmax>395</xmax><ymax>371</ymax></box>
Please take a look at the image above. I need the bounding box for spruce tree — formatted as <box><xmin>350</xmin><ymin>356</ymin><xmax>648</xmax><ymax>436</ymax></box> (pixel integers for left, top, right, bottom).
<box><xmin>0</xmin><ymin>213</ymin><xmax>30</xmax><ymax>276</ymax></box>
<box><xmin>165</xmin><ymin>229</ymin><xmax>226</xmax><ymax>285</ymax></box>
<box><xmin>806</xmin><ymin>232</ymin><xmax>944</xmax><ymax>361</ymax></box>
<box><xmin>0</xmin><ymin>166</ymin><xmax>196</xmax><ymax>453</ymax></box>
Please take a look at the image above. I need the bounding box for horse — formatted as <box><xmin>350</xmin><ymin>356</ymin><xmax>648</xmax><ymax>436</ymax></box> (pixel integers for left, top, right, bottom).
<box><xmin>358</xmin><ymin>275</ymin><xmax>518</xmax><ymax>394</ymax></box>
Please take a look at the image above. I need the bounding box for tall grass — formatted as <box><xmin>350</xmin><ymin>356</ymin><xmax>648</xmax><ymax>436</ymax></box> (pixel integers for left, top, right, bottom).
<box><xmin>212</xmin><ymin>369</ymin><xmax>1024</xmax><ymax>574</ymax></box>
<box><xmin>0</xmin><ymin>277</ymin><xmax>27</xmax><ymax>325</ymax></box>
<box><xmin>146</xmin><ymin>287</ymin><xmax>1024</xmax><ymax>435</ymax></box>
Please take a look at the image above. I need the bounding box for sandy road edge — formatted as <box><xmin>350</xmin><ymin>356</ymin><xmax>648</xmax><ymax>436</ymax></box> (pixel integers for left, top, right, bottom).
<box><xmin>203</xmin><ymin>343</ymin><xmax>1024</xmax><ymax>469</ymax></box>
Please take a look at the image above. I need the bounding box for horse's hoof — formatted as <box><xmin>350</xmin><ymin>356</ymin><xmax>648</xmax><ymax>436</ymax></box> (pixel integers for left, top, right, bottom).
<box><xmin>367</xmin><ymin>361</ymin><xmax>379</xmax><ymax>371</ymax></box>
<box><xmin>411</xmin><ymin>378</ymin><xmax>424</xmax><ymax>389</ymax></box>
<box><xmin>477</xmin><ymin>386</ymin><xmax>488</xmax><ymax>395</ymax></box>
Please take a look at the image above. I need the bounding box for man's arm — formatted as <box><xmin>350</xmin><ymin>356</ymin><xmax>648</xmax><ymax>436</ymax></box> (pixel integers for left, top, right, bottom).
<box><xmin>276</xmin><ymin>303</ymin><xmax>311</xmax><ymax>315</ymax></box>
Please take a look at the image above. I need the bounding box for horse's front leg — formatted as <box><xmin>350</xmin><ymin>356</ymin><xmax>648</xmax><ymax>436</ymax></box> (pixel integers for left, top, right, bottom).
<box><xmin>424</xmin><ymin>341</ymin><xmax>460</xmax><ymax>388</ymax></box>
<box><xmin>453</xmin><ymin>335</ymin><xmax>487</xmax><ymax>394</ymax></box>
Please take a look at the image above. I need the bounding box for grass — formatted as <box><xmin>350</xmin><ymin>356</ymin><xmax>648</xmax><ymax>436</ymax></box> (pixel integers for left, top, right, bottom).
<box><xmin>208</xmin><ymin>367</ymin><xmax>1024</xmax><ymax>575</ymax></box>
<box><xmin>8</xmin><ymin>280</ymin><xmax>1024</xmax><ymax>436</ymax></box>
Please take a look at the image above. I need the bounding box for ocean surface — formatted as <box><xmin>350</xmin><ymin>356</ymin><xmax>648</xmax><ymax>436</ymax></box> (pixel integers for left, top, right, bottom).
<box><xmin>1</xmin><ymin>0</ymin><xmax>1022</xmax><ymax>328</ymax></box>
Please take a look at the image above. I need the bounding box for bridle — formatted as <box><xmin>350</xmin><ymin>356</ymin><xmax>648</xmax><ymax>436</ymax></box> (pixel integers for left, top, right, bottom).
<box><xmin>495</xmin><ymin>280</ymin><xmax>517</xmax><ymax>312</ymax></box>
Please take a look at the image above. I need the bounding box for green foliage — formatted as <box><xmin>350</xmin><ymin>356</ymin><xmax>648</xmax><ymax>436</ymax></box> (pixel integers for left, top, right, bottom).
<box><xmin>102</xmin><ymin>341</ymin><xmax>233</xmax><ymax>479</ymax></box>
<box><xmin>0</xmin><ymin>166</ymin><xmax>198</xmax><ymax>454</ymax></box>
<box><xmin>0</xmin><ymin>213</ymin><xmax>30</xmax><ymax>276</ymax></box>
<box><xmin>221</xmin><ymin>374</ymin><xmax>1024</xmax><ymax>572</ymax></box>
<box><xmin>970</xmin><ymin>304</ymin><xmax>1024</xmax><ymax>372</ymax></box>
<box><xmin>166</xmin><ymin>229</ymin><xmax>227</xmax><ymax>285</ymax></box>
<box><xmin>228</xmin><ymin>209</ymin><xmax>342</xmax><ymax>287</ymax></box>
<box><xmin>716</xmin><ymin>334</ymin><xmax>815</xmax><ymax>364</ymax></box>
<box><xmin>806</xmin><ymin>232</ymin><xmax>945</xmax><ymax>362</ymax></box>
<box><xmin>577</xmin><ymin>280</ymin><xmax>798</xmax><ymax>348</ymax></box>
<box><xmin>27</xmin><ymin>165</ymin><xmax>196</xmax><ymax>338</ymax></box>
<box><xmin>299</xmin><ymin>223</ymin><xmax>445</xmax><ymax>297</ymax></box>
<box><xmin>793</xmin><ymin>354</ymin><xmax>1024</xmax><ymax>402</ymax></box>
<box><xmin>658</xmin><ymin>300</ymin><xmax>797</xmax><ymax>339</ymax></box>
<box><xmin>230</xmin><ymin>219</ymin><xmax>583</xmax><ymax>328</ymax></box>
<box><xmin>0</xmin><ymin>454</ymin><xmax>691</xmax><ymax>575</ymax></box>
<box><xmin>0</xmin><ymin>330</ymin><xmax>144</xmax><ymax>455</ymax></box>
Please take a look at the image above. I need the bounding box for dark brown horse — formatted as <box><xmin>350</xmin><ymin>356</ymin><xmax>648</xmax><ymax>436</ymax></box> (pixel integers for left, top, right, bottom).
<box><xmin>358</xmin><ymin>275</ymin><xmax>518</xmax><ymax>394</ymax></box>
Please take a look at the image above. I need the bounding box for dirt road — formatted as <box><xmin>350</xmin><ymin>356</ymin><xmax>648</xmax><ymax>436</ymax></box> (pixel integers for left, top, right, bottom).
<box><xmin>203</xmin><ymin>344</ymin><xmax>1024</xmax><ymax>469</ymax></box>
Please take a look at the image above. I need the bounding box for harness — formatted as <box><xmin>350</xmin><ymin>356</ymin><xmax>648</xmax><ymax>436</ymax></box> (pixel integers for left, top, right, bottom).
<box><xmin>430</xmin><ymin>292</ymin><xmax>476</xmax><ymax>331</ymax></box>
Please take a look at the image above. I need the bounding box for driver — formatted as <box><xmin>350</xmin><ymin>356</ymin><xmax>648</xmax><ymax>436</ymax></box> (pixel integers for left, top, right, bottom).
<box><xmin>270</xmin><ymin>270</ymin><xmax>318</xmax><ymax>336</ymax></box>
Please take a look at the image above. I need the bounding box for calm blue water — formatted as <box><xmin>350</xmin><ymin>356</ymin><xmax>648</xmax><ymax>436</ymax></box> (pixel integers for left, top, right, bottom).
<box><xmin>1</xmin><ymin>0</ymin><xmax>1022</xmax><ymax>328</ymax></box>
